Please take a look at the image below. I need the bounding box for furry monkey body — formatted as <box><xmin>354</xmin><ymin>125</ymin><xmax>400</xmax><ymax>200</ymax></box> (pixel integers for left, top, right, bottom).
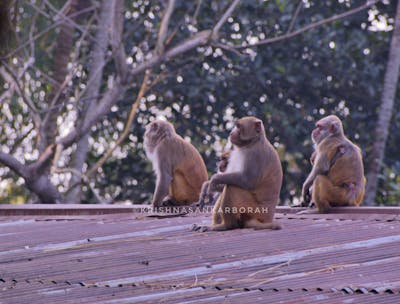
<box><xmin>144</xmin><ymin>120</ymin><xmax>208</xmax><ymax>208</ymax></box>
<box><xmin>302</xmin><ymin>115</ymin><xmax>365</xmax><ymax>213</ymax></box>
<box><xmin>193</xmin><ymin>116</ymin><xmax>283</xmax><ymax>231</ymax></box>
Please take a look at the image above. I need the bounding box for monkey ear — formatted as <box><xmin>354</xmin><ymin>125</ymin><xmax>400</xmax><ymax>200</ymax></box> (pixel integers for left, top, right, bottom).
<box><xmin>254</xmin><ymin>121</ymin><xmax>262</xmax><ymax>133</ymax></box>
<box><xmin>151</xmin><ymin>122</ymin><xmax>158</xmax><ymax>131</ymax></box>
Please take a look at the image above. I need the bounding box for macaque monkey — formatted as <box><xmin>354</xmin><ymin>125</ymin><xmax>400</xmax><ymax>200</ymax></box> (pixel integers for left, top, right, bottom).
<box><xmin>301</xmin><ymin>115</ymin><xmax>365</xmax><ymax>213</ymax></box>
<box><xmin>193</xmin><ymin>116</ymin><xmax>283</xmax><ymax>231</ymax></box>
<box><xmin>144</xmin><ymin>120</ymin><xmax>208</xmax><ymax>208</ymax></box>
<box><xmin>196</xmin><ymin>151</ymin><xmax>230</xmax><ymax>208</ymax></box>
<box><xmin>303</xmin><ymin>145</ymin><xmax>347</xmax><ymax>208</ymax></box>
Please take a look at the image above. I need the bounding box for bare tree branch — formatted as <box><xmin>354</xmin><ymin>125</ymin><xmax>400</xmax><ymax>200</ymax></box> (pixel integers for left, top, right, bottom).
<box><xmin>156</xmin><ymin>0</ymin><xmax>176</xmax><ymax>53</ymax></box>
<box><xmin>55</xmin><ymin>167</ymin><xmax>105</xmax><ymax>204</ymax></box>
<box><xmin>29</xmin><ymin>144</ymin><xmax>55</xmax><ymax>174</ymax></box>
<box><xmin>85</xmin><ymin>70</ymin><xmax>164</xmax><ymax>178</ymax></box>
<box><xmin>365</xmin><ymin>0</ymin><xmax>400</xmax><ymax>204</ymax></box>
<box><xmin>0</xmin><ymin>64</ymin><xmax>41</xmax><ymax>128</ymax></box>
<box><xmin>212</xmin><ymin>0</ymin><xmax>241</xmax><ymax>38</ymax></box>
<box><xmin>287</xmin><ymin>0</ymin><xmax>303</xmax><ymax>34</ymax></box>
<box><xmin>234</xmin><ymin>0</ymin><xmax>379</xmax><ymax>49</ymax></box>
<box><xmin>1</xmin><ymin>6</ymin><xmax>95</xmax><ymax>60</ymax></box>
<box><xmin>192</xmin><ymin>0</ymin><xmax>203</xmax><ymax>25</ymax></box>
<box><xmin>0</xmin><ymin>152</ymin><xmax>28</xmax><ymax>178</ymax></box>
<box><xmin>58</xmin><ymin>0</ymin><xmax>243</xmax><ymax>147</ymax></box>
<box><xmin>57</xmin><ymin>78</ymin><xmax>125</xmax><ymax>148</ymax></box>
<box><xmin>110</xmin><ymin>0</ymin><xmax>128</xmax><ymax>79</ymax></box>
<box><xmin>42</xmin><ymin>11</ymin><xmax>94</xmax><ymax>124</ymax></box>
<box><xmin>64</xmin><ymin>0</ymin><xmax>116</xmax><ymax>202</ymax></box>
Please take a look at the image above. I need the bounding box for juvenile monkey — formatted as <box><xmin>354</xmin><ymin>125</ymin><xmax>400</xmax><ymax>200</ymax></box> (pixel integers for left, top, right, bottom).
<box><xmin>301</xmin><ymin>115</ymin><xmax>365</xmax><ymax>213</ymax></box>
<box><xmin>144</xmin><ymin>120</ymin><xmax>208</xmax><ymax>208</ymax></box>
<box><xmin>196</xmin><ymin>151</ymin><xmax>230</xmax><ymax>208</ymax></box>
<box><xmin>193</xmin><ymin>116</ymin><xmax>283</xmax><ymax>231</ymax></box>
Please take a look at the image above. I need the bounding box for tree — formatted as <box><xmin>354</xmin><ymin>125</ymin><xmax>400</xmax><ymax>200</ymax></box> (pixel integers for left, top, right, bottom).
<box><xmin>0</xmin><ymin>0</ymin><xmax>395</xmax><ymax>205</ymax></box>
<box><xmin>365</xmin><ymin>0</ymin><xmax>400</xmax><ymax>205</ymax></box>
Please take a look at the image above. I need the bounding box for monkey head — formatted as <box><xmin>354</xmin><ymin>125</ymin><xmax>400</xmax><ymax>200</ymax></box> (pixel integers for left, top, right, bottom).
<box><xmin>230</xmin><ymin>117</ymin><xmax>265</xmax><ymax>147</ymax></box>
<box><xmin>311</xmin><ymin>115</ymin><xmax>344</xmax><ymax>144</ymax></box>
<box><xmin>217</xmin><ymin>152</ymin><xmax>230</xmax><ymax>173</ymax></box>
<box><xmin>144</xmin><ymin>120</ymin><xmax>175</xmax><ymax>152</ymax></box>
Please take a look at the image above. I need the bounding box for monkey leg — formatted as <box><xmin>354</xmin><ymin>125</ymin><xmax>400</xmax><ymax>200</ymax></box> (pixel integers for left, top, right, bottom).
<box><xmin>210</xmin><ymin>188</ymin><xmax>241</xmax><ymax>230</ymax></box>
<box><xmin>210</xmin><ymin>192</ymin><xmax>224</xmax><ymax>225</ymax></box>
<box><xmin>191</xmin><ymin>190</ymin><xmax>224</xmax><ymax>233</ymax></box>
<box><xmin>195</xmin><ymin>186</ymin><xmax>278</xmax><ymax>232</ymax></box>
<box><xmin>353</xmin><ymin>177</ymin><xmax>366</xmax><ymax>207</ymax></box>
<box><xmin>312</xmin><ymin>175</ymin><xmax>349</xmax><ymax>212</ymax></box>
<box><xmin>241</xmin><ymin>201</ymin><xmax>281</xmax><ymax>230</ymax></box>
<box><xmin>170</xmin><ymin>171</ymin><xmax>198</xmax><ymax>205</ymax></box>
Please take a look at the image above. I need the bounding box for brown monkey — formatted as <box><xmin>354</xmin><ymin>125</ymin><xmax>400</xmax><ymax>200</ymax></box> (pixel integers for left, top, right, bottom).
<box><xmin>302</xmin><ymin>144</ymin><xmax>347</xmax><ymax>208</ymax></box>
<box><xmin>193</xmin><ymin>116</ymin><xmax>283</xmax><ymax>231</ymax></box>
<box><xmin>144</xmin><ymin>120</ymin><xmax>208</xmax><ymax>208</ymax></box>
<box><xmin>301</xmin><ymin>115</ymin><xmax>365</xmax><ymax>213</ymax></box>
<box><xmin>196</xmin><ymin>151</ymin><xmax>230</xmax><ymax>208</ymax></box>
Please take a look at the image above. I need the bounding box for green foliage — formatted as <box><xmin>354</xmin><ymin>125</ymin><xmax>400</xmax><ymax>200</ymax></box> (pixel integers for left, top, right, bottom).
<box><xmin>1</xmin><ymin>0</ymin><xmax>399</xmax><ymax>205</ymax></box>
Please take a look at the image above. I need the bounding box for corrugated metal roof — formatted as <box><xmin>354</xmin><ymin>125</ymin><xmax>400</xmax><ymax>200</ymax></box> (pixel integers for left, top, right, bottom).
<box><xmin>1</xmin><ymin>205</ymin><xmax>400</xmax><ymax>303</ymax></box>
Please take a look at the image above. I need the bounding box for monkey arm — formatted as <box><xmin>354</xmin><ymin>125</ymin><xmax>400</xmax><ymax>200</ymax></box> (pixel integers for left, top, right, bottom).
<box><xmin>196</xmin><ymin>181</ymin><xmax>210</xmax><ymax>208</ymax></box>
<box><xmin>310</xmin><ymin>151</ymin><xmax>316</xmax><ymax>165</ymax></box>
<box><xmin>152</xmin><ymin>171</ymin><xmax>172</xmax><ymax>207</ymax></box>
<box><xmin>302</xmin><ymin>153</ymin><xmax>330</xmax><ymax>203</ymax></box>
<box><xmin>209</xmin><ymin>172</ymin><xmax>255</xmax><ymax>192</ymax></box>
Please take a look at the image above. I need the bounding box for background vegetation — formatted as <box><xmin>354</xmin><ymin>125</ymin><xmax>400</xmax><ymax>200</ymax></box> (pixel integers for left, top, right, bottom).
<box><xmin>0</xmin><ymin>0</ymin><xmax>399</xmax><ymax>206</ymax></box>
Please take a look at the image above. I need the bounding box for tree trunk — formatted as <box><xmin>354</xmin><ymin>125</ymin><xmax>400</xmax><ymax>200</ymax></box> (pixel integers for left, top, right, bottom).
<box><xmin>40</xmin><ymin>0</ymin><xmax>78</xmax><ymax>152</ymax></box>
<box><xmin>66</xmin><ymin>0</ymin><xmax>114</xmax><ymax>203</ymax></box>
<box><xmin>23</xmin><ymin>0</ymin><xmax>79</xmax><ymax>203</ymax></box>
<box><xmin>365</xmin><ymin>1</ymin><xmax>400</xmax><ymax>205</ymax></box>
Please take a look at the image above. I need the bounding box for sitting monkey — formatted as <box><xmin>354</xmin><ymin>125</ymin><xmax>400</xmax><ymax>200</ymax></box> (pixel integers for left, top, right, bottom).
<box><xmin>301</xmin><ymin>115</ymin><xmax>366</xmax><ymax>213</ymax></box>
<box><xmin>144</xmin><ymin>120</ymin><xmax>208</xmax><ymax>208</ymax></box>
<box><xmin>193</xmin><ymin>116</ymin><xmax>283</xmax><ymax>231</ymax></box>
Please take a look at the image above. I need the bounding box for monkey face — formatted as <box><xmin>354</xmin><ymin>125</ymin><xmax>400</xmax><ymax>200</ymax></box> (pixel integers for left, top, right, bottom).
<box><xmin>144</xmin><ymin>120</ymin><xmax>176</xmax><ymax>151</ymax></box>
<box><xmin>311</xmin><ymin>124</ymin><xmax>326</xmax><ymax>144</ymax></box>
<box><xmin>312</xmin><ymin>115</ymin><xmax>343</xmax><ymax>144</ymax></box>
<box><xmin>230</xmin><ymin>117</ymin><xmax>264</xmax><ymax>147</ymax></box>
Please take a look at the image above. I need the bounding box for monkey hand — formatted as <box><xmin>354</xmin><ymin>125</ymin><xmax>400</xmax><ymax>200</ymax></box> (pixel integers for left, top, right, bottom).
<box><xmin>209</xmin><ymin>173</ymin><xmax>223</xmax><ymax>192</ymax></box>
<box><xmin>301</xmin><ymin>182</ymin><xmax>312</xmax><ymax>204</ymax></box>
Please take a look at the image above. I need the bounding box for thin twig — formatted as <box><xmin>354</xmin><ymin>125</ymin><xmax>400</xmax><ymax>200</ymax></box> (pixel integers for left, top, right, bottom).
<box><xmin>1</xmin><ymin>6</ymin><xmax>95</xmax><ymax>60</ymax></box>
<box><xmin>0</xmin><ymin>64</ymin><xmax>41</xmax><ymax>127</ymax></box>
<box><xmin>287</xmin><ymin>0</ymin><xmax>303</xmax><ymax>33</ymax></box>
<box><xmin>54</xmin><ymin>167</ymin><xmax>105</xmax><ymax>203</ymax></box>
<box><xmin>156</xmin><ymin>0</ymin><xmax>176</xmax><ymax>53</ymax></box>
<box><xmin>192</xmin><ymin>0</ymin><xmax>203</xmax><ymax>25</ymax></box>
<box><xmin>212</xmin><ymin>0</ymin><xmax>241</xmax><ymax>38</ymax></box>
<box><xmin>234</xmin><ymin>0</ymin><xmax>379</xmax><ymax>48</ymax></box>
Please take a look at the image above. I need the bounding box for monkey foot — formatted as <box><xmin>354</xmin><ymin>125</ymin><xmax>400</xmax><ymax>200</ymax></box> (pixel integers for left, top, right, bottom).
<box><xmin>160</xmin><ymin>198</ymin><xmax>179</xmax><ymax>207</ymax></box>
<box><xmin>190</xmin><ymin>201</ymin><xmax>203</xmax><ymax>208</ymax></box>
<box><xmin>191</xmin><ymin>224</ymin><xmax>209</xmax><ymax>232</ymax></box>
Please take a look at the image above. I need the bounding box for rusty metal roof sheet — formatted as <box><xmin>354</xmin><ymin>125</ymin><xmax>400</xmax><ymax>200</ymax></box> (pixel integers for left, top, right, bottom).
<box><xmin>1</xmin><ymin>205</ymin><xmax>400</xmax><ymax>303</ymax></box>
